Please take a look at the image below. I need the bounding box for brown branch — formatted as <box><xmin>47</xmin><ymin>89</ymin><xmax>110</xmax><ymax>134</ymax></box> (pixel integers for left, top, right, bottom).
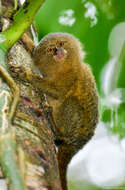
<box><xmin>7</xmin><ymin>41</ymin><xmax>62</xmax><ymax>190</ymax></box>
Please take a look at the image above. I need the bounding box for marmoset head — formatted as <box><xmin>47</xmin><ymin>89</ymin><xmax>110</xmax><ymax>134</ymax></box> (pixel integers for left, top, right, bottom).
<box><xmin>33</xmin><ymin>32</ymin><xmax>84</xmax><ymax>76</ymax></box>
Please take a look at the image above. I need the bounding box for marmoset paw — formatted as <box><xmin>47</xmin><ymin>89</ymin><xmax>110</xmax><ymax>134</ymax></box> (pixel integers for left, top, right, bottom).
<box><xmin>9</xmin><ymin>65</ymin><xmax>27</xmax><ymax>80</ymax></box>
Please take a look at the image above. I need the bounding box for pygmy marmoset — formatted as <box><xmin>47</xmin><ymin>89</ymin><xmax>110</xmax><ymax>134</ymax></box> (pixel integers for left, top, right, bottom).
<box><xmin>32</xmin><ymin>33</ymin><xmax>99</xmax><ymax>190</ymax></box>
<box><xmin>13</xmin><ymin>32</ymin><xmax>99</xmax><ymax>190</ymax></box>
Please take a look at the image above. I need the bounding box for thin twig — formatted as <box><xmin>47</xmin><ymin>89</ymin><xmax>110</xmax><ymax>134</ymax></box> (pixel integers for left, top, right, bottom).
<box><xmin>0</xmin><ymin>64</ymin><xmax>20</xmax><ymax>122</ymax></box>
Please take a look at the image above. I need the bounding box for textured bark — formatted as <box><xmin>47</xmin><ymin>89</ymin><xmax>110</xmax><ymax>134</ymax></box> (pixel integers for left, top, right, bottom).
<box><xmin>0</xmin><ymin>1</ymin><xmax>62</xmax><ymax>189</ymax></box>
<box><xmin>0</xmin><ymin>41</ymin><xmax>62</xmax><ymax>190</ymax></box>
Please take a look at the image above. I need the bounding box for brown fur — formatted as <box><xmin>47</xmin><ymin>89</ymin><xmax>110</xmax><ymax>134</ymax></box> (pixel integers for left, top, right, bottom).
<box><xmin>33</xmin><ymin>33</ymin><xmax>99</xmax><ymax>190</ymax></box>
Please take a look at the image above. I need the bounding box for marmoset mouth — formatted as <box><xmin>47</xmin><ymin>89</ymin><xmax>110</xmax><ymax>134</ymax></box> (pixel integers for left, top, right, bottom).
<box><xmin>53</xmin><ymin>47</ymin><xmax>67</xmax><ymax>62</ymax></box>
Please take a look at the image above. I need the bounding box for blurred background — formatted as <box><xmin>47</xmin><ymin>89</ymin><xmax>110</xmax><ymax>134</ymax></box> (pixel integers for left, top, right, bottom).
<box><xmin>34</xmin><ymin>0</ymin><xmax>125</xmax><ymax>189</ymax></box>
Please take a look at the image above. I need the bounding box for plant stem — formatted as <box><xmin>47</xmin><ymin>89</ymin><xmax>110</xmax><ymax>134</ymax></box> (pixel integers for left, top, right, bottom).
<box><xmin>0</xmin><ymin>49</ymin><xmax>25</xmax><ymax>190</ymax></box>
<box><xmin>0</xmin><ymin>133</ymin><xmax>25</xmax><ymax>190</ymax></box>
<box><xmin>2</xmin><ymin>0</ymin><xmax>45</xmax><ymax>51</ymax></box>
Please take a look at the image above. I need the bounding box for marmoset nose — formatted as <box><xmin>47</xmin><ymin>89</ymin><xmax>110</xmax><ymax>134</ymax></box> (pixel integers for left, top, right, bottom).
<box><xmin>54</xmin><ymin>47</ymin><xmax>67</xmax><ymax>62</ymax></box>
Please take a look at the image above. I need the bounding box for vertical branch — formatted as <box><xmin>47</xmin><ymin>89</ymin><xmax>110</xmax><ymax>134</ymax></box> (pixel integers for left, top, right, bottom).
<box><xmin>0</xmin><ymin>1</ymin><xmax>47</xmax><ymax>189</ymax></box>
<box><xmin>0</xmin><ymin>0</ymin><xmax>2</xmax><ymax>16</ymax></box>
<box><xmin>0</xmin><ymin>49</ymin><xmax>25</xmax><ymax>190</ymax></box>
